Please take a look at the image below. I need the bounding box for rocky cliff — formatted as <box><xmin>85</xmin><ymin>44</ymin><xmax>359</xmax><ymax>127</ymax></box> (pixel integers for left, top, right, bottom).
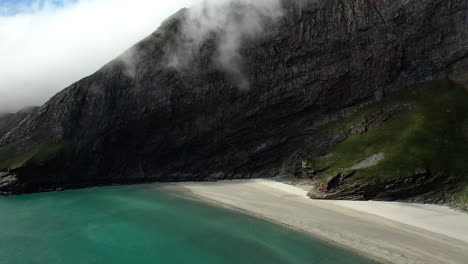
<box><xmin>0</xmin><ymin>107</ymin><xmax>38</xmax><ymax>139</ymax></box>
<box><xmin>0</xmin><ymin>0</ymin><xmax>467</xmax><ymax>199</ymax></box>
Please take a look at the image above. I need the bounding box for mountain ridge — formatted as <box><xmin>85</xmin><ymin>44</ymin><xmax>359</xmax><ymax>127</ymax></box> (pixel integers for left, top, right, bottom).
<box><xmin>0</xmin><ymin>0</ymin><xmax>467</xmax><ymax>204</ymax></box>
<box><xmin>0</xmin><ymin>107</ymin><xmax>38</xmax><ymax>139</ymax></box>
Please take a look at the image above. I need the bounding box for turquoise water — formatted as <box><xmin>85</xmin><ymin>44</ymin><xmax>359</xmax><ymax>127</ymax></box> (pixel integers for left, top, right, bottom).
<box><xmin>0</xmin><ymin>185</ymin><xmax>378</xmax><ymax>264</ymax></box>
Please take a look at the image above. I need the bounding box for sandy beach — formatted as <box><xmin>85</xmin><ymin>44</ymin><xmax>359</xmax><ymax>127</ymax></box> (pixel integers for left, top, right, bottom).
<box><xmin>173</xmin><ymin>179</ymin><xmax>468</xmax><ymax>264</ymax></box>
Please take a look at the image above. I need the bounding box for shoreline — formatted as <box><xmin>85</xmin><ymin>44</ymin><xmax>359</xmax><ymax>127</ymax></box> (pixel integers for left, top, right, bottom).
<box><xmin>162</xmin><ymin>179</ymin><xmax>468</xmax><ymax>264</ymax></box>
<box><xmin>164</xmin><ymin>183</ymin><xmax>386</xmax><ymax>264</ymax></box>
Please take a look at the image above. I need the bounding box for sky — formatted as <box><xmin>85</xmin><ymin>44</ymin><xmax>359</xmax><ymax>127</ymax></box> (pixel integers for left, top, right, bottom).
<box><xmin>0</xmin><ymin>0</ymin><xmax>197</xmax><ymax>113</ymax></box>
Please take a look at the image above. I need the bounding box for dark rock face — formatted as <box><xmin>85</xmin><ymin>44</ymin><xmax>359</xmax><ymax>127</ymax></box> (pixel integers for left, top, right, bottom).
<box><xmin>0</xmin><ymin>0</ymin><xmax>467</xmax><ymax>194</ymax></box>
<box><xmin>0</xmin><ymin>171</ymin><xmax>21</xmax><ymax>195</ymax></box>
<box><xmin>0</xmin><ymin>107</ymin><xmax>38</xmax><ymax>139</ymax></box>
<box><xmin>307</xmin><ymin>169</ymin><xmax>448</xmax><ymax>201</ymax></box>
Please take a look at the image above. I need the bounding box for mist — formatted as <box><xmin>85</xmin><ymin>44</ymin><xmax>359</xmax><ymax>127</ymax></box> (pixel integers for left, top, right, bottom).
<box><xmin>0</xmin><ymin>0</ymin><xmax>290</xmax><ymax>113</ymax></box>
<box><xmin>0</xmin><ymin>0</ymin><xmax>196</xmax><ymax>113</ymax></box>
<box><xmin>169</xmin><ymin>0</ymin><xmax>285</xmax><ymax>89</ymax></box>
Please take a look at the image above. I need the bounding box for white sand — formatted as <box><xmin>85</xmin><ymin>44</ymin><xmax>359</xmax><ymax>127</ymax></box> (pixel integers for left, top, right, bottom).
<box><xmin>324</xmin><ymin>200</ymin><xmax>468</xmax><ymax>244</ymax></box>
<box><xmin>254</xmin><ymin>179</ymin><xmax>468</xmax><ymax>244</ymax></box>
<box><xmin>175</xmin><ymin>179</ymin><xmax>468</xmax><ymax>264</ymax></box>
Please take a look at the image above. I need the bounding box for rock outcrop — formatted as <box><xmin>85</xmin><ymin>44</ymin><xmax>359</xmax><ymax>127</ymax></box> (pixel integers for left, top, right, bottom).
<box><xmin>0</xmin><ymin>0</ymin><xmax>467</xmax><ymax>194</ymax></box>
<box><xmin>308</xmin><ymin>169</ymin><xmax>447</xmax><ymax>201</ymax></box>
<box><xmin>0</xmin><ymin>107</ymin><xmax>38</xmax><ymax>139</ymax></box>
<box><xmin>0</xmin><ymin>171</ymin><xmax>20</xmax><ymax>195</ymax></box>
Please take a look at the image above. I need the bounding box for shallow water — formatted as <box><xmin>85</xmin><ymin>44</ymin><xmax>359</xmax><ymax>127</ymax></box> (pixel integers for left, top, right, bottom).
<box><xmin>0</xmin><ymin>185</ymin><xmax>378</xmax><ymax>264</ymax></box>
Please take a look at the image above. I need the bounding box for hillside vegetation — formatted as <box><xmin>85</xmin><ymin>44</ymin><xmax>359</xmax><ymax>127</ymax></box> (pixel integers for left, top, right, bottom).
<box><xmin>306</xmin><ymin>80</ymin><xmax>468</xmax><ymax>207</ymax></box>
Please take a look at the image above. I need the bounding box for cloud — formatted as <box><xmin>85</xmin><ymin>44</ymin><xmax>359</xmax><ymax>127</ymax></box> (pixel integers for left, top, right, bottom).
<box><xmin>169</xmin><ymin>0</ymin><xmax>284</xmax><ymax>90</ymax></box>
<box><xmin>0</xmin><ymin>0</ymin><xmax>197</xmax><ymax>113</ymax></box>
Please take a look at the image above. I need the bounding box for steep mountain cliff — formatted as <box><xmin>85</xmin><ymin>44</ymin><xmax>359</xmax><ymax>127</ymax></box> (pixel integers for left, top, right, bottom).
<box><xmin>0</xmin><ymin>0</ymin><xmax>467</xmax><ymax>205</ymax></box>
<box><xmin>0</xmin><ymin>107</ymin><xmax>38</xmax><ymax>139</ymax></box>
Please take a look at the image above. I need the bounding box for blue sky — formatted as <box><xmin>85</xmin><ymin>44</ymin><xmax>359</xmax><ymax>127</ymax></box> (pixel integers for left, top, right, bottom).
<box><xmin>0</xmin><ymin>0</ymin><xmax>74</xmax><ymax>8</ymax></box>
<box><xmin>1</xmin><ymin>0</ymin><xmax>63</xmax><ymax>4</ymax></box>
<box><xmin>0</xmin><ymin>0</ymin><xmax>77</xmax><ymax>15</ymax></box>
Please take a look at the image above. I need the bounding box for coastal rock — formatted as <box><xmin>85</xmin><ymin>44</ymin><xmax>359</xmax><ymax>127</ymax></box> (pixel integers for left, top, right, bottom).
<box><xmin>0</xmin><ymin>0</ymin><xmax>467</xmax><ymax>194</ymax></box>
<box><xmin>308</xmin><ymin>169</ymin><xmax>449</xmax><ymax>201</ymax></box>
<box><xmin>348</xmin><ymin>153</ymin><xmax>385</xmax><ymax>171</ymax></box>
<box><xmin>0</xmin><ymin>171</ymin><xmax>21</xmax><ymax>195</ymax></box>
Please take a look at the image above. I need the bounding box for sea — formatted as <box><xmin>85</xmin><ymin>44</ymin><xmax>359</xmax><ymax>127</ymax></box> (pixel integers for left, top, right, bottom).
<box><xmin>0</xmin><ymin>185</ymin><xmax>378</xmax><ymax>264</ymax></box>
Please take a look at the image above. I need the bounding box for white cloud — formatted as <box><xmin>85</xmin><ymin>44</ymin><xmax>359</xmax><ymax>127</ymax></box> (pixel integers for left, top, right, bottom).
<box><xmin>0</xmin><ymin>0</ymin><xmax>197</xmax><ymax>113</ymax></box>
<box><xmin>171</xmin><ymin>0</ymin><xmax>284</xmax><ymax>90</ymax></box>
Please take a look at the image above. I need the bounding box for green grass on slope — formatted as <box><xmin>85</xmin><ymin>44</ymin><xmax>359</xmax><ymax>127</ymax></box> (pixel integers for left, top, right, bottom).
<box><xmin>308</xmin><ymin>79</ymin><xmax>468</xmax><ymax>203</ymax></box>
<box><xmin>457</xmin><ymin>187</ymin><xmax>468</xmax><ymax>206</ymax></box>
<box><xmin>0</xmin><ymin>141</ymin><xmax>64</xmax><ymax>170</ymax></box>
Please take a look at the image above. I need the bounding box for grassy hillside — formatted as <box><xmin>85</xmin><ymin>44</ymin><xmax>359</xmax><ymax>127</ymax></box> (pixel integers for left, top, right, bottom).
<box><xmin>0</xmin><ymin>129</ymin><xmax>65</xmax><ymax>170</ymax></box>
<box><xmin>306</xmin><ymin>79</ymin><xmax>468</xmax><ymax>205</ymax></box>
<box><xmin>0</xmin><ymin>141</ymin><xmax>64</xmax><ymax>170</ymax></box>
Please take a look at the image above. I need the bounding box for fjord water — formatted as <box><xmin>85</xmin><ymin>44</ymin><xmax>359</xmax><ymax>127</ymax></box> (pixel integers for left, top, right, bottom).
<box><xmin>0</xmin><ymin>185</ymin><xmax>377</xmax><ymax>264</ymax></box>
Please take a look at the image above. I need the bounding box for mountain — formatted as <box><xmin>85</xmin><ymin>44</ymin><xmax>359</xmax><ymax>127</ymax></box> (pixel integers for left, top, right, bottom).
<box><xmin>0</xmin><ymin>107</ymin><xmax>38</xmax><ymax>139</ymax></box>
<box><xmin>0</xmin><ymin>0</ymin><xmax>467</xmax><ymax>208</ymax></box>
